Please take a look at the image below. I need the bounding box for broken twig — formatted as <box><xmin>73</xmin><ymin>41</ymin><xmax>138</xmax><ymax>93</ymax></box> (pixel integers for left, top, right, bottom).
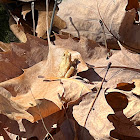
<box><xmin>84</xmin><ymin>62</ymin><xmax>112</xmax><ymax>127</ymax></box>
<box><xmin>31</xmin><ymin>2</ymin><xmax>35</xmax><ymax>36</ymax></box>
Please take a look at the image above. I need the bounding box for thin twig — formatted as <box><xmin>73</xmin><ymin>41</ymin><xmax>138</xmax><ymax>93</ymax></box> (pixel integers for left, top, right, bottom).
<box><xmin>46</xmin><ymin>0</ymin><xmax>51</xmax><ymax>44</ymax></box>
<box><xmin>69</xmin><ymin>17</ymin><xmax>80</xmax><ymax>38</ymax></box>
<box><xmin>30</xmin><ymin>89</ymin><xmax>54</xmax><ymax>140</ymax></box>
<box><xmin>31</xmin><ymin>2</ymin><xmax>35</xmax><ymax>36</ymax></box>
<box><xmin>92</xmin><ymin>66</ymin><xmax>140</xmax><ymax>73</ymax></box>
<box><xmin>84</xmin><ymin>62</ymin><xmax>112</xmax><ymax>127</ymax></box>
<box><xmin>49</xmin><ymin>0</ymin><xmax>57</xmax><ymax>37</ymax></box>
<box><xmin>99</xmin><ymin>20</ymin><xmax>108</xmax><ymax>50</ymax></box>
<box><xmin>99</xmin><ymin>19</ymin><xmax>111</xmax><ymax>59</ymax></box>
<box><xmin>96</xmin><ymin>0</ymin><xmax>140</xmax><ymax>52</ymax></box>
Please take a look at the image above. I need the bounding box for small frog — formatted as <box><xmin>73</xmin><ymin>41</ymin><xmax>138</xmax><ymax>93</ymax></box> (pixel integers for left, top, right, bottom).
<box><xmin>58</xmin><ymin>51</ymin><xmax>78</xmax><ymax>78</ymax></box>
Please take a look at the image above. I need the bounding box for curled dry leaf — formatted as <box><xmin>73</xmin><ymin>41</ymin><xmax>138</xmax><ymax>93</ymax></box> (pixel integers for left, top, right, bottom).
<box><xmin>58</xmin><ymin>0</ymin><xmax>140</xmax><ymax>52</ymax></box>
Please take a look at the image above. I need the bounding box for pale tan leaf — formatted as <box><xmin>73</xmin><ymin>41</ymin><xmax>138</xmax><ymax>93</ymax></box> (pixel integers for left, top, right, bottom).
<box><xmin>54</xmin><ymin>34</ymin><xmax>108</xmax><ymax>65</ymax></box>
<box><xmin>58</xmin><ymin>0</ymin><xmax>140</xmax><ymax>52</ymax></box>
<box><xmin>132</xmin><ymin>79</ymin><xmax>140</xmax><ymax>95</ymax></box>
<box><xmin>0</xmin><ymin>42</ymin><xmax>89</xmax><ymax>122</ymax></box>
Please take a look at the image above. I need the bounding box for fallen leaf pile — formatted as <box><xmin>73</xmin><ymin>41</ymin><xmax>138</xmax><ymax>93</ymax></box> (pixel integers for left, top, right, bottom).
<box><xmin>0</xmin><ymin>0</ymin><xmax>140</xmax><ymax>140</ymax></box>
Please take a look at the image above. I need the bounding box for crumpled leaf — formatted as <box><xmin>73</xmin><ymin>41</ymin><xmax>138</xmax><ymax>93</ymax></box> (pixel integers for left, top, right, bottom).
<box><xmin>57</xmin><ymin>0</ymin><xmax>140</xmax><ymax>52</ymax></box>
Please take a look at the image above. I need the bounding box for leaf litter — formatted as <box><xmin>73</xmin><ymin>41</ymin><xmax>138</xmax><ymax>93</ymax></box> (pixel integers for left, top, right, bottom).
<box><xmin>0</xmin><ymin>0</ymin><xmax>140</xmax><ymax>139</ymax></box>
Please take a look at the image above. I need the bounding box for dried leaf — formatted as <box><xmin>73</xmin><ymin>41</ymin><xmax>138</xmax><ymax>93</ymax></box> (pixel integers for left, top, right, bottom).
<box><xmin>9</xmin><ymin>16</ymin><xmax>27</xmax><ymax>43</ymax></box>
<box><xmin>54</xmin><ymin>34</ymin><xmax>108</xmax><ymax>65</ymax></box>
<box><xmin>126</xmin><ymin>0</ymin><xmax>139</xmax><ymax>11</ymax></box>
<box><xmin>21</xmin><ymin>1</ymin><xmax>66</xmax><ymax>38</ymax></box>
<box><xmin>58</xmin><ymin>0</ymin><xmax>140</xmax><ymax>52</ymax></box>
<box><xmin>116</xmin><ymin>82</ymin><xmax>135</xmax><ymax>91</ymax></box>
<box><xmin>132</xmin><ymin>79</ymin><xmax>140</xmax><ymax>95</ymax></box>
<box><xmin>0</xmin><ymin>42</ymin><xmax>11</xmax><ymax>52</ymax></box>
<box><xmin>0</xmin><ymin>34</ymin><xmax>48</xmax><ymax>82</ymax></box>
<box><xmin>0</xmin><ymin>41</ymin><xmax>89</xmax><ymax>122</ymax></box>
<box><xmin>71</xmin><ymin>42</ymin><xmax>140</xmax><ymax>139</ymax></box>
